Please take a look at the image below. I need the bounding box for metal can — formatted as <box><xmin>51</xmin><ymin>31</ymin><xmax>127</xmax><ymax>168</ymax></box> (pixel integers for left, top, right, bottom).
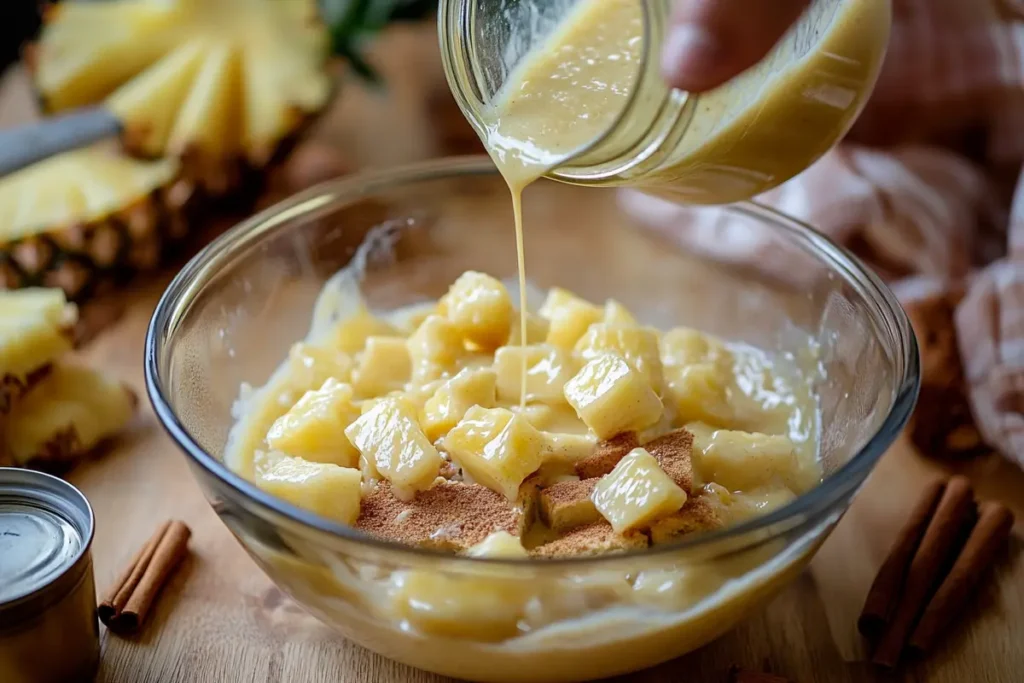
<box><xmin>0</xmin><ymin>468</ymin><xmax>100</xmax><ymax>683</ymax></box>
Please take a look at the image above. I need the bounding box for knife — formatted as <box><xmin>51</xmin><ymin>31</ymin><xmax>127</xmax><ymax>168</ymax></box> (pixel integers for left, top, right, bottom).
<box><xmin>0</xmin><ymin>106</ymin><xmax>122</xmax><ymax>178</ymax></box>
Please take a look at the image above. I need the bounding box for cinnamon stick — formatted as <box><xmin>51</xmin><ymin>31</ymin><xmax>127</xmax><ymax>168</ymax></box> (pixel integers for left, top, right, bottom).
<box><xmin>99</xmin><ymin>520</ymin><xmax>191</xmax><ymax>634</ymax></box>
<box><xmin>871</xmin><ymin>476</ymin><xmax>976</xmax><ymax>668</ymax></box>
<box><xmin>908</xmin><ymin>502</ymin><xmax>1015</xmax><ymax>654</ymax></box>
<box><xmin>858</xmin><ymin>479</ymin><xmax>946</xmax><ymax>640</ymax></box>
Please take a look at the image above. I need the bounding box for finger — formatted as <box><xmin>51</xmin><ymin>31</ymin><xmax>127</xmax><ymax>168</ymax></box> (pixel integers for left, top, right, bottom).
<box><xmin>661</xmin><ymin>0</ymin><xmax>811</xmax><ymax>92</ymax></box>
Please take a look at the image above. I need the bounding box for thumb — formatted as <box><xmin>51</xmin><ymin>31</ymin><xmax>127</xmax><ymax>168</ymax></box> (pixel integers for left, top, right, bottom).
<box><xmin>661</xmin><ymin>0</ymin><xmax>811</xmax><ymax>93</ymax></box>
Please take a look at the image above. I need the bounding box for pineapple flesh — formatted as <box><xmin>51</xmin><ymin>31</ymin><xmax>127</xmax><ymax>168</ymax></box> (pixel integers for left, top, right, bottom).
<box><xmin>0</xmin><ymin>288</ymin><xmax>76</xmax><ymax>412</ymax></box>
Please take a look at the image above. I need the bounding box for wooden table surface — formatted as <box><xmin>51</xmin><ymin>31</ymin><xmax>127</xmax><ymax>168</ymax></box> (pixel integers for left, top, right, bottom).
<box><xmin>3</xmin><ymin>25</ymin><xmax>1023</xmax><ymax>683</ymax></box>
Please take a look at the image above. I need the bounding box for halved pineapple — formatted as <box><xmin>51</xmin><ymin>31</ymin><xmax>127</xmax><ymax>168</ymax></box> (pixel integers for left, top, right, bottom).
<box><xmin>0</xmin><ymin>146</ymin><xmax>188</xmax><ymax>299</ymax></box>
<box><xmin>34</xmin><ymin>0</ymin><xmax>332</xmax><ymax>194</ymax></box>
<box><xmin>0</xmin><ymin>288</ymin><xmax>77</xmax><ymax>412</ymax></box>
<box><xmin>1</xmin><ymin>363</ymin><xmax>137</xmax><ymax>470</ymax></box>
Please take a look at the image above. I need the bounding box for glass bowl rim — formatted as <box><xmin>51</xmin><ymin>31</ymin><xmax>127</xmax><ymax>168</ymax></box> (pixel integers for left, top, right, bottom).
<box><xmin>144</xmin><ymin>155</ymin><xmax>920</xmax><ymax>568</ymax></box>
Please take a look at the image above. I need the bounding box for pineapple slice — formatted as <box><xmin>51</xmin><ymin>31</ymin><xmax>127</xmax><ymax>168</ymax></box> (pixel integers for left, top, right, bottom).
<box><xmin>407</xmin><ymin>315</ymin><xmax>465</xmax><ymax>383</ymax></box>
<box><xmin>493</xmin><ymin>344</ymin><xmax>577</xmax><ymax>405</ymax></box>
<box><xmin>0</xmin><ymin>147</ymin><xmax>184</xmax><ymax>299</ymax></box>
<box><xmin>443</xmin><ymin>406</ymin><xmax>546</xmax><ymax>500</ymax></box>
<box><xmin>351</xmin><ymin>337</ymin><xmax>411</xmax><ymax>398</ymax></box>
<box><xmin>345</xmin><ymin>397</ymin><xmax>441</xmax><ymax>500</ymax></box>
<box><xmin>256</xmin><ymin>456</ymin><xmax>362</xmax><ymax>524</ymax></box>
<box><xmin>574</xmin><ymin>323</ymin><xmax>663</xmax><ymax>390</ymax></box>
<box><xmin>266</xmin><ymin>378</ymin><xmax>361</xmax><ymax>468</ymax></box>
<box><xmin>465</xmin><ymin>531</ymin><xmax>529</xmax><ymax>559</ymax></box>
<box><xmin>421</xmin><ymin>368</ymin><xmax>498</xmax><ymax>442</ymax></box>
<box><xmin>0</xmin><ymin>289</ymin><xmax>77</xmax><ymax>412</ymax></box>
<box><xmin>3</xmin><ymin>363</ymin><xmax>136</xmax><ymax>468</ymax></box>
<box><xmin>438</xmin><ymin>271</ymin><xmax>513</xmax><ymax>350</ymax></box>
<box><xmin>592</xmin><ymin>448</ymin><xmax>687</xmax><ymax>533</ymax></box>
<box><xmin>35</xmin><ymin>0</ymin><xmax>333</xmax><ymax>194</ymax></box>
<box><xmin>563</xmin><ymin>354</ymin><xmax>663</xmax><ymax>439</ymax></box>
<box><xmin>687</xmin><ymin>423</ymin><xmax>801</xmax><ymax>492</ymax></box>
<box><xmin>538</xmin><ymin>287</ymin><xmax>603</xmax><ymax>349</ymax></box>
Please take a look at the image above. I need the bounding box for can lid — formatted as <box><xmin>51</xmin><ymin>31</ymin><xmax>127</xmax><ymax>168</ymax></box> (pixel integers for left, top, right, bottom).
<box><xmin>0</xmin><ymin>468</ymin><xmax>94</xmax><ymax>608</ymax></box>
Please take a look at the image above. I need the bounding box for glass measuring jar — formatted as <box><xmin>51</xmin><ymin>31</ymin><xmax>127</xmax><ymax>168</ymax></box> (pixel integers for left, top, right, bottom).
<box><xmin>439</xmin><ymin>0</ymin><xmax>891</xmax><ymax>205</ymax></box>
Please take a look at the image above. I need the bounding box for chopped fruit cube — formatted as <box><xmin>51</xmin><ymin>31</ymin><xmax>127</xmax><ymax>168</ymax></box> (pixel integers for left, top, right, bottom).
<box><xmin>539</xmin><ymin>479</ymin><xmax>600</xmax><ymax>532</ymax></box>
<box><xmin>438</xmin><ymin>271</ymin><xmax>513</xmax><ymax>350</ymax></box>
<box><xmin>345</xmin><ymin>397</ymin><xmax>441</xmax><ymax>500</ymax></box>
<box><xmin>531</xmin><ymin>522</ymin><xmax>647</xmax><ymax>558</ymax></box>
<box><xmin>592</xmin><ymin>448</ymin><xmax>687</xmax><ymax>533</ymax></box>
<box><xmin>443</xmin><ymin>406</ymin><xmax>546</xmax><ymax>500</ymax></box>
<box><xmin>390</xmin><ymin>570</ymin><xmax>530</xmax><ymax>641</ymax></box>
<box><xmin>351</xmin><ymin>337</ymin><xmax>411</xmax><ymax>397</ymax></box>
<box><xmin>326</xmin><ymin>308</ymin><xmax>400</xmax><ymax>354</ymax></box>
<box><xmin>540</xmin><ymin>432</ymin><xmax>597</xmax><ymax>464</ymax></box>
<box><xmin>538</xmin><ymin>287</ymin><xmax>602</xmax><ymax>349</ymax></box>
<box><xmin>357</xmin><ymin>480</ymin><xmax>524</xmax><ymax>551</ymax></box>
<box><xmin>493</xmin><ymin>344</ymin><xmax>577</xmax><ymax>405</ymax></box>
<box><xmin>287</xmin><ymin>343</ymin><xmax>353</xmax><ymax>389</ymax></box>
<box><xmin>506</xmin><ymin>311</ymin><xmax>550</xmax><ymax>346</ymax></box>
<box><xmin>421</xmin><ymin>368</ymin><xmax>497</xmax><ymax>441</ymax></box>
<box><xmin>660</xmin><ymin>327</ymin><xmax>733</xmax><ymax>368</ymax></box>
<box><xmin>664</xmin><ymin>362</ymin><xmax>734</xmax><ymax>428</ymax></box>
<box><xmin>574</xmin><ymin>432</ymin><xmax>640</xmax><ymax>479</ymax></box>
<box><xmin>266</xmin><ymin>378</ymin><xmax>360</xmax><ymax>467</ymax></box>
<box><xmin>603</xmin><ymin>299</ymin><xmax>637</xmax><ymax>326</ymax></box>
<box><xmin>1</xmin><ymin>289</ymin><xmax>76</xmax><ymax>412</ymax></box>
<box><xmin>393</xmin><ymin>379</ymin><xmax>445</xmax><ymax>415</ymax></box>
<box><xmin>643</xmin><ymin>428</ymin><xmax>695</xmax><ymax>493</ymax></box>
<box><xmin>689</xmin><ymin>426</ymin><xmax>800</xmax><ymax>492</ymax></box>
<box><xmin>256</xmin><ymin>457</ymin><xmax>361</xmax><ymax>525</ymax></box>
<box><xmin>574</xmin><ymin>323</ymin><xmax>663</xmax><ymax>390</ymax></box>
<box><xmin>515</xmin><ymin>403</ymin><xmax>590</xmax><ymax>434</ymax></box>
<box><xmin>648</xmin><ymin>495</ymin><xmax>724</xmax><ymax>545</ymax></box>
<box><xmin>466</xmin><ymin>531</ymin><xmax>528</xmax><ymax>558</ymax></box>
<box><xmin>563</xmin><ymin>354</ymin><xmax>663</xmax><ymax>439</ymax></box>
<box><xmin>390</xmin><ymin>302</ymin><xmax>438</xmax><ymax>334</ymax></box>
<box><xmin>725</xmin><ymin>487</ymin><xmax>798</xmax><ymax>522</ymax></box>
<box><xmin>407</xmin><ymin>314</ymin><xmax>465</xmax><ymax>383</ymax></box>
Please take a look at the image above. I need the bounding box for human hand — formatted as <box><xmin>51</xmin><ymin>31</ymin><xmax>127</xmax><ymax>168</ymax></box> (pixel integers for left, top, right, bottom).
<box><xmin>661</xmin><ymin>0</ymin><xmax>811</xmax><ymax>92</ymax></box>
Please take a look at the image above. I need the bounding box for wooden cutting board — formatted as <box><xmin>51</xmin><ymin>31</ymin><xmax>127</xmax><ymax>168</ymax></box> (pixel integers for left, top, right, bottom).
<box><xmin>3</xmin><ymin>25</ymin><xmax>1022</xmax><ymax>683</ymax></box>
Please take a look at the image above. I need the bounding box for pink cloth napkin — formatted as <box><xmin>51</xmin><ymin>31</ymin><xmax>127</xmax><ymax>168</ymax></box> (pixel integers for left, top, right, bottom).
<box><xmin>620</xmin><ymin>0</ymin><xmax>1024</xmax><ymax>465</ymax></box>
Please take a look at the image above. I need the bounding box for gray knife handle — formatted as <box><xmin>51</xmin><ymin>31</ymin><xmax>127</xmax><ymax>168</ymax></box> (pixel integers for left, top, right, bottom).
<box><xmin>0</xmin><ymin>107</ymin><xmax>122</xmax><ymax>178</ymax></box>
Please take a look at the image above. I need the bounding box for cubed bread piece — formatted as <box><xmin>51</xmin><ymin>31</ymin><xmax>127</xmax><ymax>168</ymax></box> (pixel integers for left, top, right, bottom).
<box><xmin>266</xmin><ymin>378</ymin><xmax>361</xmax><ymax>467</ymax></box>
<box><xmin>531</xmin><ymin>522</ymin><xmax>647</xmax><ymax>558</ymax></box>
<box><xmin>326</xmin><ymin>308</ymin><xmax>400</xmax><ymax>354</ymax></box>
<box><xmin>466</xmin><ymin>531</ymin><xmax>529</xmax><ymax>558</ymax></box>
<box><xmin>257</xmin><ymin>457</ymin><xmax>362</xmax><ymax>524</ymax></box>
<box><xmin>649</xmin><ymin>495</ymin><xmax>724</xmax><ymax>545</ymax></box>
<box><xmin>421</xmin><ymin>367</ymin><xmax>497</xmax><ymax>441</ymax></box>
<box><xmin>351</xmin><ymin>336</ymin><xmax>411</xmax><ymax>397</ymax></box>
<box><xmin>357</xmin><ymin>480</ymin><xmax>524</xmax><ymax>551</ymax></box>
<box><xmin>539</xmin><ymin>478</ymin><xmax>600</xmax><ymax>532</ymax></box>
<box><xmin>574</xmin><ymin>323</ymin><xmax>663</xmax><ymax>390</ymax></box>
<box><xmin>563</xmin><ymin>354</ymin><xmax>663</xmax><ymax>439</ymax></box>
<box><xmin>592</xmin><ymin>448</ymin><xmax>687</xmax><ymax>533</ymax></box>
<box><xmin>643</xmin><ymin>428</ymin><xmax>695</xmax><ymax>493</ymax></box>
<box><xmin>538</xmin><ymin>287</ymin><xmax>603</xmax><ymax>349</ymax></box>
<box><xmin>493</xmin><ymin>344</ymin><xmax>577</xmax><ymax>405</ymax></box>
<box><xmin>407</xmin><ymin>314</ymin><xmax>466</xmax><ymax>383</ymax></box>
<box><xmin>443</xmin><ymin>406</ymin><xmax>546</xmax><ymax>500</ymax></box>
<box><xmin>574</xmin><ymin>432</ymin><xmax>640</xmax><ymax>479</ymax></box>
<box><xmin>345</xmin><ymin>397</ymin><xmax>441</xmax><ymax>500</ymax></box>
<box><xmin>438</xmin><ymin>271</ymin><xmax>513</xmax><ymax>350</ymax></box>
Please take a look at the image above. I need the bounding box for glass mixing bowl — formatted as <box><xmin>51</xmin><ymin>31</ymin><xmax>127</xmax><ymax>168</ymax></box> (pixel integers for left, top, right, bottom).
<box><xmin>145</xmin><ymin>156</ymin><xmax>918</xmax><ymax>682</ymax></box>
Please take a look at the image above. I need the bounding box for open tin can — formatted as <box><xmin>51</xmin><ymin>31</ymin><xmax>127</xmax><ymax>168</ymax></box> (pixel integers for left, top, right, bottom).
<box><xmin>0</xmin><ymin>468</ymin><xmax>100</xmax><ymax>683</ymax></box>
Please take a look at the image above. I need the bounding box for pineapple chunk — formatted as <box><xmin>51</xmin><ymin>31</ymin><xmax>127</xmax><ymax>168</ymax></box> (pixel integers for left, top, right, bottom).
<box><xmin>592</xmin><ymin>448</ymin><xmax>687</xmax><ymax>533</ymax></box>
<box><xmin>407</xmin><ymin>315</ymin><xmax>465</xmax><ymax>383</ymax></box>
<box><xmin>256</xmin><ymin>456</ymin><xmax>361</xmax><ymax>524</ymax></box>
<box><xmin>538</xmin><ymin>287</ymin><xmax>602</xmax><ymax>349</ymax></box>
<box><xmin>515</xmin><ymin>403</ymin><xmax>590</xmax><ymax>434</ymax></box>
<box><xmin>541</xmin><ymin>432</ymin><xmax>598</xmax><ymax>464</ymax></box>
<box><xmin>0</xmin><ymin>289</ymin><xmax>77</xmax><ymax>410</ymax></box>
<box><xmin>345</xmin><ymin>397</ymin><xmax>441</xmax><ymax>500</ymax></box>
<box><xmin>326</xmin><ymin>308</ymin><xmax>400</xmax><ymax>354</ymax></box>
<box><xmin>438</xmin><ymin>271</ymin><xmax>513</xmax><ymax>350</ymax></box>
<box><xmin>664</xmin><ymin>363</ymin><xmax>734</xmax><ymax>428</ymax></box>
<box><xmin>493</xmin><ymin>344</ymin><xmax>577</xmax><ymax>405</ymax></box>
<box><xmin>351</xmin><ymin>337</ymin><xmax>411</xmax><ymax>397</ymax></box>
<box><xmin>466</xmin><ymin>531</ymin><xmax>529</xmax><ymax>558</ymax></box>
<box><xmin>421</xmin><ymin>368</ymin><xmax>498</xmax><ymax>442</ymax></box>
<box><xmin>689</xmin><ymin>425</ymin><xmax>801</xmax><ymax>492</ymax></box>
<box><xmin>266</xmin><ymin>378</ymin><xmax>360</xmax><ymax>467</ymax></box>
<box><xmin>443</xmin><ymin>406</ymin><xmax>546</xmax><ymax>500</ymax></box>
<box><xmin>563</xmin><ymin>354</ymin><xmax>663</xmax><ymax>439</ymax></box>
<box><xmin>4</xmin><ymin>363</ymin><xmax>135</xmax><ymax>467</ymax></box>
<box><xmin>574</xmin><ymin>323</ymin><xmax>663</xmax><ymax>390</ymax></box>
<box><xmin>506</xmin><ymin>311</ymin><xmax>550</xmax><ymax>347</ymax></box>
<box><xmin>603</xmin><ymin>299</ymin><xmax>637</xmax><ymax>326</ymax></box>
<box><xmin>287</xmin><ymin>342</ymin><xmax>353</xmax><ymax>389</ymax></box>
<box><xmin>661</xmin><ymin>327</ymin><xmax>733</xmax><ymax>368</ymax></box>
